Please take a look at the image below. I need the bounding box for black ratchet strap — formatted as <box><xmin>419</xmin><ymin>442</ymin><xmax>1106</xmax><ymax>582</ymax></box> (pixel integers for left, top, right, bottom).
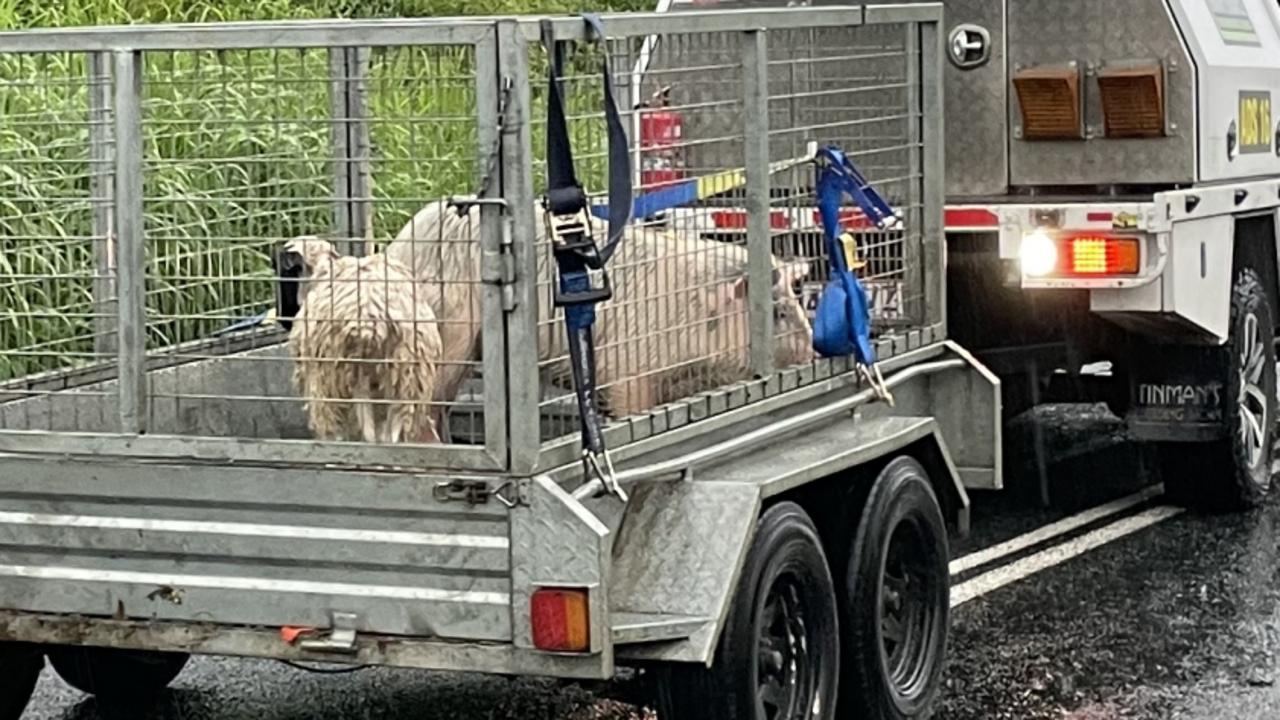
<box><xmin>540</xmin><ymin>13</ymin><xmax>633</xmax><ymax>500</ymax></box>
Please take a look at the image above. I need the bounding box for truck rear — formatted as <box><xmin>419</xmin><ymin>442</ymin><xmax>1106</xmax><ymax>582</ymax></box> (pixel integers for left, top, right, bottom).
<box><xmin>0</xmin><ymin>5</ymin><xmax>1001</xmax><ymax>719</ymax></box>
<box><xmin>662</xmin><ymin>0</ymin><xmax>1280</xmax><ymax>511</ymax></box>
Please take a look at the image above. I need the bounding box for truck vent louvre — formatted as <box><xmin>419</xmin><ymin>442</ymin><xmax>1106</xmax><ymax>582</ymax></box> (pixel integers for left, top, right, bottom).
<box><xmin>1012</xmin><ymin>66</ymin><xmax>1082</xmax><ymax>140</ymax></box>
<box><xmin>1097</xmin><ymin>65</ymin><xmax>1165</xmax><ymax>139</ymax></box>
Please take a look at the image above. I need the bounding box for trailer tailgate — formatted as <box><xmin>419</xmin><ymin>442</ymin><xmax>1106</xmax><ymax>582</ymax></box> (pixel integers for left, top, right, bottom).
<box><xmin>0</xmin><ymin>454</ymin><xmax>513</xmax><ymax>642</ymax></box>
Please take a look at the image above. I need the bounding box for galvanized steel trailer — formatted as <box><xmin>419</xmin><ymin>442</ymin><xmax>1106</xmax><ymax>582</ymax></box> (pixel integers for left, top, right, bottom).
<box><xmin>0</xmin><ymin>5</ymin><xmax>999</xmax><ymax>719</ymax></box>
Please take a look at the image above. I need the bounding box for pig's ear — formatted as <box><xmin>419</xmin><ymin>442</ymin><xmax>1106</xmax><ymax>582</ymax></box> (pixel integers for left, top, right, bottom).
<box><xmin>774</xmin><ymin>258</ymin><xmax>812</xmax><ymax>288</ymax></box>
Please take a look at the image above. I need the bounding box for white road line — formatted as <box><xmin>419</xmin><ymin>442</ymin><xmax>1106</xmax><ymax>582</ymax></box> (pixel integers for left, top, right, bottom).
<box><xmin>950</xmin><ymin>505</ymin><xmax>1184</xmax><ymax>609</ymax></box>
<box><xmin>949</xmin><ymin>484</ymin><xmax>1165</xmax><ymax>576</ymax></box>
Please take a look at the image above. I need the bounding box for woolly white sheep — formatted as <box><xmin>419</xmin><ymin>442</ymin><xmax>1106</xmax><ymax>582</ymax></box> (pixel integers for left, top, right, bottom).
<box><xmin>282</xmin><ymin>236</ymin><xmax>444</xmax><ymax>445</ymax></box>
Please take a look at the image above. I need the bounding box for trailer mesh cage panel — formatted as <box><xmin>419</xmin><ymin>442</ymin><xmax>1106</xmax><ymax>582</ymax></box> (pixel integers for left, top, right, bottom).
<box><xmin>0</xmin><ymin>9</ymin><xmax>944</xmax><ymax>473</ymax></box>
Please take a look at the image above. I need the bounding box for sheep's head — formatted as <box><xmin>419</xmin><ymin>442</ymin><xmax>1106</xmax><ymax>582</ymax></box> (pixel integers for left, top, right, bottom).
<box><xmin>274</xmin><ymin>235</ymin><xmax>340</xmax><ymax>331</ymax></box>
<box><xmin>280</xmin><ymin>235</ymin><xmax>339</xmax><ymax>273</ymax></box>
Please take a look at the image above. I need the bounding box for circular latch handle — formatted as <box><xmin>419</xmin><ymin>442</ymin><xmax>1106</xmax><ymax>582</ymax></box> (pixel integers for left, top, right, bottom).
<box><xmin>947</xmin><ymin>24</ymin><xmax>991</xmax><ymax>70</ymax></box>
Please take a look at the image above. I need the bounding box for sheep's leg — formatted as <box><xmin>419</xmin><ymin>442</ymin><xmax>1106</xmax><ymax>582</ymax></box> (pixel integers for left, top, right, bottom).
<box><xmin>387</xmin><ymin>402</ymin><xmax>407</xmax><ymax>444</ymax></box>
<box><xmin>420</xmin><ymin>417</ymin><xmax>441</xmax><ymax>444</ymax></box>
<box><xmin>301</xmin><ymin>379</ymin><xmax>344</xmax><ymax>441</ymax></box>
<box><xmin>434</xmin><ymin>405</ymin><xmax>452</xmax><ymax>444</ymax></box>
<box><xmin>353</xmin><ymin>376</ymin><xmax>376</xmax><ymax>444</ymax></box>
<box><xmin>356</xmin><ymin>402</ymin><xmax>378</xmax><ymax>444</ymax></box>
<box><xmin>433</xmin><ymin>406</ymin><xmax>452</xmax><ymax>444</ymax></box>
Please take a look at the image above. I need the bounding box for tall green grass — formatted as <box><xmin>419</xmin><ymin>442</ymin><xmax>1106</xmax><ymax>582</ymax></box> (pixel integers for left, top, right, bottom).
<box><xmin>0</xmin><ymin>0</ymin><xmax>637</xmax><ymax>380</ymax></box>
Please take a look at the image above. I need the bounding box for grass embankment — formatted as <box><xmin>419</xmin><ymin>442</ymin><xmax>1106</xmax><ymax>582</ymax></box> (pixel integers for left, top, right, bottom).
<box><xmin>0</xmin><ymin>0</ymin><xmax>644</xmax><ymax>380</ymax></box>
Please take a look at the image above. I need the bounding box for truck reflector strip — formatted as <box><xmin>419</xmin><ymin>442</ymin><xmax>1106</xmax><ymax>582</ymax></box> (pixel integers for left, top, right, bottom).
<box><xmin>945</xmin><ymin>208</ymin><xmax>1000</xmax><ymax>229</ymax></box>
<box><xmin>694</xmin><ymin>206</ymin><xmax>1002</xmax><ymax>232</ymax></box>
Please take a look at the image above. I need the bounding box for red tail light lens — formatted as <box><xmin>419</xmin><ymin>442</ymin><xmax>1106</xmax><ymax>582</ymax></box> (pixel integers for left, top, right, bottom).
<box><xmin>530</xmin><ymin>588</ymin><xmax>590</xmax><ymax>652</ymax></box>
<box><xmin>1064</xmin><ymin>236</ymin><xmax>1140</xmax><ymax>275</ymax></box>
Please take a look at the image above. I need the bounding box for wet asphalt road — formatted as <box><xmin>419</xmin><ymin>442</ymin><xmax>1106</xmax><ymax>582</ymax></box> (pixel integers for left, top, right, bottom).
<box><xmin>19</xmin><ymin>423</ymin><xmax>1280</xmax><ymax>719</ymax></box>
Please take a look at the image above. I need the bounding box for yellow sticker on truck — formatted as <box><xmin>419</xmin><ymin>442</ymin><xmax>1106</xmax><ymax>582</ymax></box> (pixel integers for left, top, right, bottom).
<box><xmin>1239</xmin><ymin>90</ymin><xmax>1273</xmax><ymax>154</ymax></box>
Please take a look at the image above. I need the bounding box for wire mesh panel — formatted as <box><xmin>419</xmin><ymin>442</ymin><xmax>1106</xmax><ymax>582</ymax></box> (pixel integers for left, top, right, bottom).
<box><xmin>137</xmin><ymin>44</ymin><xmax>487</xmax><ymax>446</ymax></box>
<box><xmin>765</xmin><ymin>23</ymin><xmax>922</xmax><ymax>330</ymax></box>
<box><xmin>0</xmin><ymin>52</ymin><xmax>115</xmax><ymax>430</ymax></box>
<box><xmin>0</xmin><ymin>25</ymin><xmax>504</xmax><ymax>469</ymax></box>
<box><xmin>370</xmin><ymin>45</ymin><xmax>493</xmax><ymax>448</ymax></box>
<box><xmin>524</xmin><ymin>11</ymin><xmax>933</xmax><ymax>456</ymax></box>
<box><xmin>0</xmin><ymin>11</ymin><xmax>939</xmax><ymax>469</ymax></box>
<box><xmin>527</xmin><ymin>29</ymin><xmax>767</xmax><ymax>446</ymax></box>
<box><xmin>139</xmin><ymin>47</ymin><xmax>335</xmax><ymax>439</ymax></box>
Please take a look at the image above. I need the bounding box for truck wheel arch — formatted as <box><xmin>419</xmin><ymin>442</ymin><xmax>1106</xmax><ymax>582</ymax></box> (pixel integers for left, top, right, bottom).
<box><xmin>1234</xmin><ymin>212</ymin><xmax>1280</xmax><ymax>326</ymax></box>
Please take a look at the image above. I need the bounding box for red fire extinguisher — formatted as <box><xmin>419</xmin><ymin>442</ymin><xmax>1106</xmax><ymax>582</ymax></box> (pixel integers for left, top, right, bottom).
<box><xmin>637</xmin><ymin>85</ymin><xmax>685</xmax><ymax>191</ymax></box>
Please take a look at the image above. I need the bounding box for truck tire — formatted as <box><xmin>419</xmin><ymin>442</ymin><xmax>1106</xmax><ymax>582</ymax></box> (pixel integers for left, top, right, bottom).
<box><xmin>840</xmin><ymin>457</ymin><xmax>948</xmax><ymax>720</ymax></box>
<box><xmin>47</xmin><ymin>646</ymin><xmax>188</xmax><ymax>704</ymax></box>
<box><xmin>1163</xmin><ymin>267</ymin><xmax>1276</xmax><ymax>512</ymax></box>
<box><xmin>0</xmin><ymin>643</ymin><xmax>41</xmax><ymax>720</ymax></box>
<box><xmin>655</xmin><ymin>501</ymin><xmax>839</xmax><ymax>720</ymax></box>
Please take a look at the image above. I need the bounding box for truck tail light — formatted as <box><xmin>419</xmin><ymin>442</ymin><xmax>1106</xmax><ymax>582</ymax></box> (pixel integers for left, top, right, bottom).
<box><xmin>530</xmin><ymin>588</ymin><xmax>590</xmax><ymax>652</ymax></box>
<box><xmin>1065</xmin><ymin>236</ymin><xmax>1140</xmax><ymax>275</ymax></box>
<box><xmin>1020</xmin><ymin>231</ymin><xmax>1141</xmax><ymax>278</ymax></box>
<box><xmin>1097</xmin><ymin>65</ymin><xmax>1165</xmax><ymax>139</ymax></box>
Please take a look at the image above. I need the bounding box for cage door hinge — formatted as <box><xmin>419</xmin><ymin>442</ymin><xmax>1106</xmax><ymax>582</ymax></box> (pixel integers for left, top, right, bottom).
<box><xmin>499</xmin><ymin>216</ymin><xmax>517</xmax><ymax>312</ymax></box>
<box><xmin>476</xmin><ymin>208</ymin><xmax>518</xmax><ymax>313</ymax></box>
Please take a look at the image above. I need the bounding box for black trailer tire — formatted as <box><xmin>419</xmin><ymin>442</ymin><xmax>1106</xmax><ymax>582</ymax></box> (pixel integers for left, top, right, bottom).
<box><xmin>655</xmin><ymin>501</ymin><xmax>839</xmax><ymax>720</ymax></box>
<box><xmin>840</xmin><ymin>457</ymin><xmax>949</xmax><ymax>720</ymax></box>
<box><xmin>0</xmin><ymin>643</ymin><xmax>42</xmax><ymax>720</ymax></box>
<box><xmin>47</xmin><ymin>646</ymin><xmax>188</xmax><ymax>704</ymax></box>
<box><xmin>1162</xmin><ymin>267</ymin><xmax>1276</xmax><ymax>512</ymax></box>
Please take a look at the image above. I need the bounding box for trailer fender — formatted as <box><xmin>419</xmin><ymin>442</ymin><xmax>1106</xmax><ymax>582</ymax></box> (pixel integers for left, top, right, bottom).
<box><xmin>609</xmin><ymin>417</ymin><xmax>974</xmax><ymax>667</ymax></box>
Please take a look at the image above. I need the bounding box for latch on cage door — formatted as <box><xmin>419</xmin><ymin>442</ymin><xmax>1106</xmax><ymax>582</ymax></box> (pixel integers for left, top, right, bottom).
<box><xmin>432</xmin><ymin>478</ymin><xmax>527</xmax><ymax>508</ymax></box>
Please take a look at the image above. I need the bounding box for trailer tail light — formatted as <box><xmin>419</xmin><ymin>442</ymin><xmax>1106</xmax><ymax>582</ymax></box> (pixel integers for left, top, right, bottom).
<box><xmin>1012</xmin><ymin>65</ymin><xmax>1082</xmax><ymax>140</ymax></box>
<box><xmin>531</xmin><ymin>588</ymin><xmax>590</xmax><ymax>652</ymax></box>
<box><xmin>1097</xmin><ymin>65</ymin><xmax>1165</xmax><ymax>139</ymax></box>
<box><xmin>1065</xmin><ymin>236</ymin><xmax>1140</xmax><ymax>275</ymax></box>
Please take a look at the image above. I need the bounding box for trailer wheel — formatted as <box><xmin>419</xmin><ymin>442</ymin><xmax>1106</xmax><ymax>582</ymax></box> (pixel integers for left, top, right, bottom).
<box><xmin>654</xmin><ymin>501</ymin><xmax>839</xmax><ymax>720</ymax></box>
<box><xmin>1163</xmin><ymin>267</ymin><xmax>1276</xmax><ymax>512</ymax></box>
<box><xmin>840</xmin><ymin>457</ymin><xmax>948</xmax><ymax>720</ymax></box>
<box><xmin>47</xmin><ymin>646</ymin><xmax>188</xmax><ymax>704</ymax></box>
<box><xmin>0</xmin><ymin>643</ymin><xmax>41</xmax><ymax>720</ymax></box>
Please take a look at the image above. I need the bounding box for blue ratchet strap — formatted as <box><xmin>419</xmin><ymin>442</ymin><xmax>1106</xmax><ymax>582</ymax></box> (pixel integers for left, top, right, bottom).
<box><xmin>541</xmin><ymin>14</ymin><xmax>633</xmax><ymax>500</ymax></box>
<box><xmin>812</xmin><ymin>145</ymin><xmax>898</xmax><ymax>406</ymax></box>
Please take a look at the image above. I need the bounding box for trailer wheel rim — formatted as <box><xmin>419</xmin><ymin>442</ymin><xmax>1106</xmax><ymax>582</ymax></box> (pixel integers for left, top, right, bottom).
<box><xmin>879</xmin><ymin>518</ymin><xmax>940</xmax><ymax>701</ymax></box>
<box><xmin>1239</xmin><ymin>312</ymin><xmax>1268</xmax><ymax>472</ymax></box>
<box><xmin>756</xmin><ymin>573</ymin><xmax>814</xmax><ymax>720</ymax></box>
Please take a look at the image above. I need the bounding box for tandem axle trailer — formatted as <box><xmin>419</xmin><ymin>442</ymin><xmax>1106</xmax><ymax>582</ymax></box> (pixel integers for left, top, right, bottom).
<box><xmin>0</xmin><ymin>5</ymin><xmax>1001</xmax><ymax>719</ymax></box>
